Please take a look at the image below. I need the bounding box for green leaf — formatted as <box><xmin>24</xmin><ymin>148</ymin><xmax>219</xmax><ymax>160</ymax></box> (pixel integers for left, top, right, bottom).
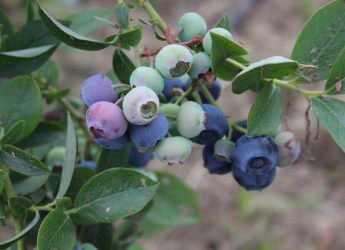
<box><xmin>37</xmin><ymin>209</ymin><xmax>76</xmax><ymax>250</ymax></box>
<box><xmin>66</xmin><ymin>8</ymin><xmax>111</xmax><ymax>36</ymax></box>
<box><xmin>0</xmin><ymin>195</ymin><xmax>5</xmax><ymax>226</ymax></box>
<box><xmin>0</xmin><ymin>9</ymin><xmax>14</xmax><ymax>36</ymax></box>
<box><xmin>80</xmin><ymin>223</ymin><xmax>114</xmax><ymax>250</ymax></box>
<box><xmin>247</xmin><ymin>83</ymin><xmax>283</xmax><ymax>136</ymax></box>
<box><xmin>210</xmin><ymin>32</ymin><xmax>248</xmax><ymax>73</ymax></box>
<box><xmin>291</xmin><ymin>0</ymin><xmax>345</xmax><ymax>83</ymax></box>
<box><xmin>311</xmin><ymin>97</ymin><xmax>345</xmax><ymax>152</ymax></box>
<box><xmin>0</xmin><ymin>169</ymin><xmax>5</xmax><ymax>181</ymax></box>
<box><xmin>56</xmin><ymin>197</ymin><xmax>72</xmax><ymax>210</ymax></box>
<box><xmin>115</xmin><ymin>3</ymin><xmax>130</xmax><ymax>29</ymax></box>
<box><xmin>214</xmin><ymin>14</ymin><xmax>232</xmax><ymax>32</ymax></box>
<box><xmin>74</xmin><ymin>168</ymin><xmax>159</xmax><ymax>224</ymax></box>
<box><xmin>27</xmin><ymin>1</ymin><xmax>35</xmax><ymax>23</ymax></box>
<box><xmin>33</xmin><ymin>60</ymin><xmax>60</xmax><ymax>87</ymax></box>
<box><xmin>215</xmin><ymin>56</ymin><xmax>248</xmax><ymax>81</ymax></box>
<box><xmin>0</xmin><ymin>181</ymin><xmax>3</xmax><ymax>195</ymax></box>
<box><xmin>119</xmin><ymin>28</ymin><xmax>142</xmax><ymax>47</ymax></box>
<box><xmin>0</xmin><ymin>211</ymin><xmax>40</xmax><ymax>249</ymax></box>
<box><xmin>56</xmin><ymin>112</ymin><xmax>77</xmax><ymax>199</ymax></box>
<box><xmin>8</xmin><ymin>196</ymin><xmax>33</xmax><ymax>216</ymax></box>
<box><xmin>0</xmin><ymin>145</ymin><xmax>50</xmax><ymax>176</ymax></box>
<box><xmin>96</xmin><ymin>144</ymin><xmax>131</xmax><ymax>172</ymax></box>
<box><xmin>16</xmin><ymin>122</ymin><xmax>65</xmax><ymax>148</ymax></box>
<box><xmin>0</xmin><ymin>76</ymin><xmax>42</xmax><ymax>141</ymax></box>
<box><xmin>112</xmin><ymin>48</ymin><xmax>135</xmax><ymax>84</ymax></box>
<box><xmin>140</xmin><ymin>171</ymin><xmax>201</xmax><ymax>236</ymax></box>
<box><xmin>38</xmin><ymin>3</ymin><xmax>112</xmax><ymax>51</ymax></box>
<box><xmin>0</xmin><ymin>45</ymin><xmax>57</xmax><ymax>63</ymax></box>
<box><xmin>232</xmin><ymin>56</ymin><xmax>299</xmax><ymax>94</ymax></box>
<box><xmin>324</xmin><ymin>47</ymin><xmax>345</xmax><ymax>94</ymax></box>
<box><xmin>0</xmin><ymin>120</ymin><xmax>24</xmax><ymax>145</ymax></box>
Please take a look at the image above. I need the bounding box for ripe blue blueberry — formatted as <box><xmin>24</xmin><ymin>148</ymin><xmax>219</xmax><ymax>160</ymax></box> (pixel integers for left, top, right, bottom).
<box><xmin>232</xmin><ymin>165</ymin><xmax>276</xmax><ymax>191</ymax></box>
<box><xmin>188</xmin><ymin>52</ymin><xmax>211</xmax><ymax>80</ymax></box>
<box><xmin>128</xmin><ymin>144</ymin><xmax>154</xmax><ymax>168</ymax></box>
<box><xmin>177</xmin><ymin>12</ymin><xmax>207</xmax><ymax>42</ymax></box>
<box><xmin>203</xmin><ymin>27</ymin><xmax>233</xmax><ymax>55</ymax></box>
<box><xmin>177</xmin><ymin>101</ymin><xmax>206</xmax><ymax>138</ymax></box>
<box><xmin>86</xmin><ymin>101</ymin><xmax>128</xmax><ymax>140</ymax></box>
<box><xmin>154</xmin><ymin>44</ymin><xmax>193</xmax><ymax>79</ymax></box>
<box><xmin>81</xmin><ymin>74</ymin><xmax>118</xmax><ymax>107</ymax></box>
<box><xmin>202</xmin><ymin>145</ymin><xmax>232</xmax><ymax>174</ymax></box>
<box><xmin>192</xmin><ymin>104</ymin><xmax>229</xmax><ymax>145</ymax></box>
<box><xmin>162</xmin><ymin>77</ymin><xmax>186</xmax><ymax>101</ymax></box>
<box><xmin>94</xmin><ymin>131</ymin><xmax>131</xmax><ymax>149</ymax></box>
<box><xmin>122</xmin><ymin>86</ymin><xmax>159</xmax><ymax>125</ymax></box>
<box><xmin>155</xmin><ymin>136</ymin><xmax>192</xmax><ymax>165</ymax></box>
<box><xmin>130</xmin><ymin>66</ymin><xmax>165</xmax><ymax>95</ymax></box>
<box><xmin>213</xmin><ymin>139</ymin><xmax>235</xmax><ymax>162</ymax></box>
<box><xmin>230</xmin><ymin>120</ymin><xmax>247</xmax><ymax>143</ymax></box>
<box><xmin>275</xmin><ymin>131</ymin><xmax>301</xmax><ymax>167</ymax></box>
<box><xmin>184</xmin><ymin>78</ymin><xmax>222</xmax><ymax>104</ymax></box>
<box><xmin>77</xmin><ymin>161</ymin><xmax>97</xmax><ymax>170</ymax></box>
<box><xmin>73</xmin><ymin>245</ymin><xmax>83</xmax><ymax>250</ymax></box>
<box><xmin>129</xmin><ymin>113</ymin><xmax>169</xmax><ymax>151</ymax></box>
<box><xmin>232</xmin><ymin>135</ymin><xmax>279</xmax><ymax>175</ymax></box>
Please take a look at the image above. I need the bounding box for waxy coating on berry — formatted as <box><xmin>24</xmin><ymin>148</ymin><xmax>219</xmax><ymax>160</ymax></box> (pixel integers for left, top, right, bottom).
<box><xmin>155</xmin><ymin>136</ymin><xmax>192</xmax><ymax>165</ymax></box>
<box><xmin>275</xmin><ymin>131</ymin><xmax>301</xmax><ymax>167</ymax></box>
<box><xmin>192</xmin><ymin>104</ymin><xmax>229</xmax><ymax>145</ymax></box>
<box><xmin>129</xmin><ymin>113</ymin><xmax>169</xmax><ymax>151</ymax></box>
<box><xmin>177</xmin><ymin>101</ymin><xmax>206</xmax><ymax>138</ymax></box>
<box><xmin>81</xmin><ymin>74</ymin><xmax>118</xmax><ymax>107</ymax></box>
<box><xmin>202</xmin><ymin>27</ymin><xmax>233</xmax><ymax>55</ymax></box>
<box><xmin>122</xmin><ymin>86</ymin><xmax>159</xmax><ymax>125</ymax></box>
<box><xmin>232</xmin><ymin>165</ymin><xmax>276</xmax><ymax>191</ymax></box>
<box><xmin>128</xmin><ymin>145</ymin><xmax>154</xmax><ymax>168</ymax></box>
<box><xmin>130</xmin><ymin>66</ymin><xmax>165</xmax><ymax>95</ymax></box>
<box><xmin>202</xmin><ymin>145</ymin><xmax>232</xmax><ymax>175</ymax></box>
<box><xmin>177</xmin><ymin>12</ymin><xmax>207</xmax><ymax>42</ymax></box>
<box><xmin>232</xmin><ymin>135</ymin><xmax>279</xmax><ymax>175</ymax></box>
<box><xmin>95</xmin><ymin>131</ymin><xmax>131</xmax><ymax>150</ymax></box>
<box><xmin>86</xmin><ymin>101</ymin><xmax>128</xmax><ymax>140</ymax></box>
<box><xmin>154</xmin><ymin>44</ymin><xmax>193</xmax><ymax>79</ymax></box>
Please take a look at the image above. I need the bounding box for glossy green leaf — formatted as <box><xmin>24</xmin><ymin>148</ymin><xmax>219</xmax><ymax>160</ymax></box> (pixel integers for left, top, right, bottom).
<box><xmin>0</xmin><ymin>9</ymin><xmax>14</xmax><ymax>36</ymax></box>
<box><xmin>0</xmin><ymin>145</ymin><xmax>50</xmax><ymax>176</ymax></box>
<box><xmin>0</xmin><ymin>120</ymin><xmax>24</xmax><ymax>145</ymax></box>
<box><xmin>324</xmin><ymin>47</ymin><xmax>345</xmax><ymax>94</ymax></box>
<box><xmin>16</xmin><ymin>122</ymin><xmax>65</xmax><ymax>148</ymax></box>
<box><xmin>215</xmin><ymin>14</ymin><xmax>231</xmax><ymax>32</ymax></box>
<box><xmin>119</xmin><ymin>28</ymin><xmax>142</xmax><ymax>47</ymax></box>
<box><xmin>0</xmin><ymin>76</ymin><xmax>42</xmax><ymax>141</ymax></box>
<box><xmin>66</xmin><ymin>8</ymin><xmax>111</xmax><ymax>36</ymax></box>
<box><xmin>96</xmin><ymin>144</ymin><xmax>131</xmax><ymax>172</ymax></box>
<box><xmin>115</xmin><ymin>3</ymin><xmax>130</xmax><ymax>29</ymax></box>
<box><xmin>74</xmin><ymin>168</ymin><xmax>159</xmax><ymax>224</ymax></box>
<box><xmin>27</xmin><ymin>1</ymin><xmax>35</xmax><ymax>22</ymax></box>
<box><xmin>56</xmin><ymin>197</ymin><xmax>72</xmax><ymax>210</ymax></box>
<box><xmin>38</xmin><ymin>3</ymin><xmax>111</xmax><ymax>51</ymax></box>
<box><xmin>0</xmin><ymin>211</ymin><xmax>40</xmax><ymax>249</ymax></box>
<box><xmin>56</xmin><ymin>112</ymin><xmax>77</xmax><ymax>199</ymax></box>
<box><xmin>140</xmin><ymin>171</ymin><xmax>201</xmax><ymax>236</ymax></box>
<box><xmin>291</xmin><ymin>0</ymin><xmax>345</xmax><ymax>83</ymax></box>
<box><xmin>37</xmin><ymin>209</ymin><xmax>76</xmax><ymax>250</ymax></box>
<box><xmin>112</xmin><ymin>48</ymin><xmax>135</xmax><ymax>84</ymax></box>
<box><xmin>8</xmin><ymin>196</ymin><xmax>33</xmax><ymax>216</ymax></box>
<box><xmin>210</xmin><ymin>32</ymin><xmax>248</xmax><ymax>73</ymax></box>
<box><xmin>0</xmin><ymin>45</ymin><xmax>57</xmax><ymax>63</ymax></box>
<box><xmin>215</xmin><ymin>56</ymin><xmax>248</xmax><ymax>81</ymax></box>
<box><xmin>312</xmin><ymin>97</ymin><xmax>345</xmax><ymax>152</ymax></box>
<box><xmin>232</xmin><ymin>56</ymin><xmax>299</xmax><ymax>94</ymax></box>
<box><xmin>247</xmin><ymin>83</ymin><xmax>282</xmax><ymax>136</ymax></box>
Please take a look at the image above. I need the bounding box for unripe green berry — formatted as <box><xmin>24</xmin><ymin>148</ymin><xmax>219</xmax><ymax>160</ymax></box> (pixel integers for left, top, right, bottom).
<box><xmin>177</xmin><ymin>101</ymin><xmax>206</xmax><ymax>138</ymax></box>
<box><xmin>155</xmin><ymin>136</ymin><xmax>192</xmax><ymax>165</ymax></box>
<box><xmin>203</xmin><ymin>27</ymin><xmax>233</xmax><ymax>55</ymax></box>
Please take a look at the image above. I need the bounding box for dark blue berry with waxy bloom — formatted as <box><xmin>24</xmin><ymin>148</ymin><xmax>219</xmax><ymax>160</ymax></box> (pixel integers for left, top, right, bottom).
<box><xmin>192</xmin><ymin>104</ymin><xmax>228</xmax><ymax>145</ymax></box>
<box><xmin>202</xmin><ymin>145</ymin><xmax>232</xmax><ymax>174</ymax></box>
<box><xmin>86</xmin><ymin>101</ymin><xmax>128</xmax><ymax>140</ymax></box>
<box><xmin>81</xmin><ymin>74</ymin><xmax>118</xmax><ymax>107</ymax></box>
<box><xmin>162</xmin><ymin>77</ymin><xmax>186</xmax><ymax>101</ymax></box>
<box><xmin>129</xmin><ymin>113</ymin><xmax>169</xmax><ymax>151</ymax></box>
<box><xmin>128</xmin><ymin>145</ymin><xmax>154</xmax><ymax>167</ymax></box>
<box><xmin>155</xmin><ymin>136</ymin><xmax>192</xmax><ymax>165</ymax></box>
<box><xmin>94</xmin><ymin>131</ymin><xmax>131</xmax><ymax>149</ymax></box>
<box><xmin>232</xmin><ymin>165</ymin><xmax>276</xmax><ymax>191</ymax></box>
<box><xmin>155</xmin><ymin>44</ymin><xmax>193</xmax><ymax>79</ymax></box>
<box><xmin>232</xmin><ymin>135</ymin><xmax>279</xmax><ymax>175</ymax></box>
<box><xmin>177</xmin><ymin>12</ymin><xmax>207</xmax><ymax>42</ymax></box>
<box><xmin>122</xmin><ymin>86</ymin><xmax>159</xmax><ymax>125</ymax></box>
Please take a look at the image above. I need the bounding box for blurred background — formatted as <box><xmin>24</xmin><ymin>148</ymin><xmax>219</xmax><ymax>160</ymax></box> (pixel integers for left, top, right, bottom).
<box><xmin>2</xmin><ymin>0</ymin><xmax>345</xmax><ymax>249</ymax></box>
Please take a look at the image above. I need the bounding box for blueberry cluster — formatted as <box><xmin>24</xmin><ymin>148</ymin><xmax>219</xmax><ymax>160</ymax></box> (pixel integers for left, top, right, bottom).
<box><xmin>80</xmin><ymin>12</ymin><xmax>301</xmax><ymax>191</ymax></box>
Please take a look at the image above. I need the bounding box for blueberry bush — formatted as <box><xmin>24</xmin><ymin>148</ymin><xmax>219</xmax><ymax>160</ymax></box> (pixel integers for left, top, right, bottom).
<box><xmin>0</xmin><ymin>0</ymin><xmax>344</xmax><ymax>249</ymax></box>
